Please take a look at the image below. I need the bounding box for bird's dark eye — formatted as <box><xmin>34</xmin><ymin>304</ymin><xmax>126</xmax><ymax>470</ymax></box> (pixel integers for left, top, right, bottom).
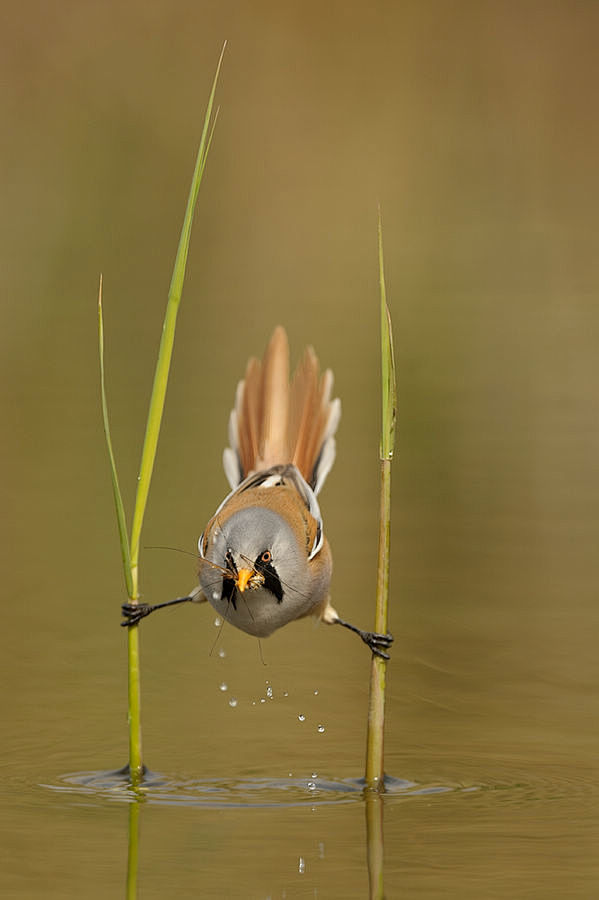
<box><xmin>260</xmin><ymin>550</ymin><xmax>272</xmax><ymax>564</ymax></box>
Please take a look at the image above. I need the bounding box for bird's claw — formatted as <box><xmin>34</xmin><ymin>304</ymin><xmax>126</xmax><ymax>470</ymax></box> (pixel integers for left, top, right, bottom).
<box><xmin>361</xmin><ymin>630</ymin><xmax>394</xmax><ymax>660</ymax></box>
<box><xmin>121</xmin><ymin>602</ymin><xmax>153</xmax><ymax>627</ymax></box>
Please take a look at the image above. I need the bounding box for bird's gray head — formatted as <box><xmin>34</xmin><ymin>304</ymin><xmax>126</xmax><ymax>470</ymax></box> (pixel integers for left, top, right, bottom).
<box><xmin>199</xmin><ymin>506</ymin><xmax>304</xmax><ymax>608</ymax></box>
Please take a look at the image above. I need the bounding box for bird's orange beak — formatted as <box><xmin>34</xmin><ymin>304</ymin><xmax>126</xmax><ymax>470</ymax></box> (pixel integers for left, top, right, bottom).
<box><xmin>236</xmin><ymin>568</ymin><xmax>254</xmax><ymax>593</ymax></box>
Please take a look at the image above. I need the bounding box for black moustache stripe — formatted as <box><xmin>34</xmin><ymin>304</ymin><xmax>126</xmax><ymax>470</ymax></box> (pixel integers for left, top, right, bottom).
<box><xmin>221</xmin><ymin>575</ymin><xmax>237</xmax><ymax>610</ymax></box>
<box><xmin>255</xmin><ymin>558</ymin><xmax>284</xmax><ymax>604</ymax></box>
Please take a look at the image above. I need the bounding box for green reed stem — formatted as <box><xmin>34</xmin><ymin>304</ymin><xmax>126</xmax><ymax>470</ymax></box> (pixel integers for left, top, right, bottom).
<box><xmin>98</xmin><ymin>43</ymin><xmax>226</xmax><ymax>784</ymax></box>
<box><xmin>365</xmin><ymin>209</ymin><xmax>397</xmax><ymax>791</ymax></box>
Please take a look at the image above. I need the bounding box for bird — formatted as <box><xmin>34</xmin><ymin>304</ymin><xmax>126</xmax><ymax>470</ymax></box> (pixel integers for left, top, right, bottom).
<box><xmin>121</xmin><ymin>327</ymin><xmax>393</xmax><ymax>659</ymax></box>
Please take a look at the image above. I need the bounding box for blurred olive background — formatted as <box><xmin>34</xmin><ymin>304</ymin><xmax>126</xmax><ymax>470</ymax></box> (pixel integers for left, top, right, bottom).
<box><xmin>1</xmin><ymin>1</ymin><xmax>598</xmax><ymax>898</ymax></box>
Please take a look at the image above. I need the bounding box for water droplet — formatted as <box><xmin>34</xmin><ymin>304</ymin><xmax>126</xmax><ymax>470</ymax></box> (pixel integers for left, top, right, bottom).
<box><xmin>266</xmin><ymin>685</ymin><xmax>273</xmax><ymax>699</ymax></box>
<box><xmin>298</xmin><ymin>857</ymin><xmax>305</xmax><ymax>875</ymax></box>
<box><xmin>260</xmin><ymin>698</ymin><xmax>266</xmax><ymax>704</ymax></box>
<box><xmin>228</xmin><ymin>698</ymin><xmax>237</xmax><ymax>708</ymax></box>
<box><xmin>218</xmin><ymin>648</ymin><xmax>226</xmax><ymax>658</ymax></box>
<box><xmin>312</xmin><ymin>772</ymin><xmax>318</xmax><ymax>779</ymax></box>
<box><xmin>288</xmin><ymin>772</ymin><xmax>293</xmax><ymax>777</ymax></box>
<box><xmin>214</xmin><ymin>616</ymin><xmax>222</xmax><ymax>627</ymax></box>
<box><xmin>219</xmin><ymin>682</ymin><xmax>227</xmax><ymax>692</ymax></box>
<box><xmin>313</xmin><ymin>689</ymin><xmax>319</xmax><ymax>696</ymax></box>
<box><xmin>307</xmin><ymin>781</ymin><xmax>316</xmax><ymax>791</ymax></box>
<box><xmin>298</xmin><ymin>714</ymin><xmax>305</xmax><ymax>722</ymax></box>
<box><xmin>283</xmin><ymin>691</ymin><xmax>289</xmax><ymax>697</ymax></box>
<box><xmin>317</xmin><ymin>724</ymin><xmax>325</xmax><ymax>733</ymax></box>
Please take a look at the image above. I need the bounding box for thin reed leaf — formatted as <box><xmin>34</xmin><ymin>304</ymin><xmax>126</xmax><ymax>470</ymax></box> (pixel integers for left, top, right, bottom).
<box><xmin>98</xmin><ymin>275</ymin><xmax>133</xmax><ymax>598</ymax></box>
<box><xmin>365</xmin><ymin>209</ymin><xmax>397</xmax><ymax>792</ymax></box>
<box><xmin>129</xmin><ymin>41</ymin><xmax>226</xmax><ymax>578</ymax></box>
<box><xmin>379</xmin><ymin>208</ymin><xmax>397</xmax><ymax>463</ymax></box>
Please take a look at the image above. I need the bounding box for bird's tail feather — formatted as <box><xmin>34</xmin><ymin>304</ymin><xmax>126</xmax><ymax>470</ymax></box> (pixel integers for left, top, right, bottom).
<box><xmin>223</xmin><ymin>326</ymin><xmax>340</xmax><ymax>494</ymax></box>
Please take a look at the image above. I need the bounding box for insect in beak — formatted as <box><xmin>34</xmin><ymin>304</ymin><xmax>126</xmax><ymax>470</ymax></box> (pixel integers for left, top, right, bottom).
<box><xmin>235</xmin><ymin>567</ymin><xmax>263</xmax><ymax>593</ymax></box>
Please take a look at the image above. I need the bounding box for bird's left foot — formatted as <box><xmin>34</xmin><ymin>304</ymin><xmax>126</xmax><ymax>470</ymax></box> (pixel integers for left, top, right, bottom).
<box><xmin>121</xmin><ymin>602</ymin><xmax>153</xmax><ymax>627</ymax></box>
<box><xmin>335</xmin><ymin>617</ymin><xmax>394</xmax><ymax>659</ymax></box>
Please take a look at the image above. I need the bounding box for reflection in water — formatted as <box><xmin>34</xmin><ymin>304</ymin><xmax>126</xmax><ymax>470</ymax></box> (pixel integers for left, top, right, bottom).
<box><xmin>85</xmin><ymin>772</ymin><xmax>422</xmax><ymax>899</ymax></box>
<box><xmin>60</xmin><ymin>770</ymin><xmax>559</xmax><ymax>898</ymax></box>
<box><xmin>365</xmin><ymin>791</ymin><xmax>384</xmax><ymax>900</ymax></box>
<box><xmin>126</xmin><ymin>801</ymin><xmax>140</xmax><ymax>900</ymax></box>
<box><xmin>37</xmin><ymin>765</ymin><xmax>597</xmax><ymax>897</ymax></box>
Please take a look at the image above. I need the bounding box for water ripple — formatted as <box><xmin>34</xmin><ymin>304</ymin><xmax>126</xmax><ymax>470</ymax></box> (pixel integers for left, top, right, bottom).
<box><xmin>41</xmin><ymin>769</ymin><xmax>478</xmax><ymax>808</ymax></box>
